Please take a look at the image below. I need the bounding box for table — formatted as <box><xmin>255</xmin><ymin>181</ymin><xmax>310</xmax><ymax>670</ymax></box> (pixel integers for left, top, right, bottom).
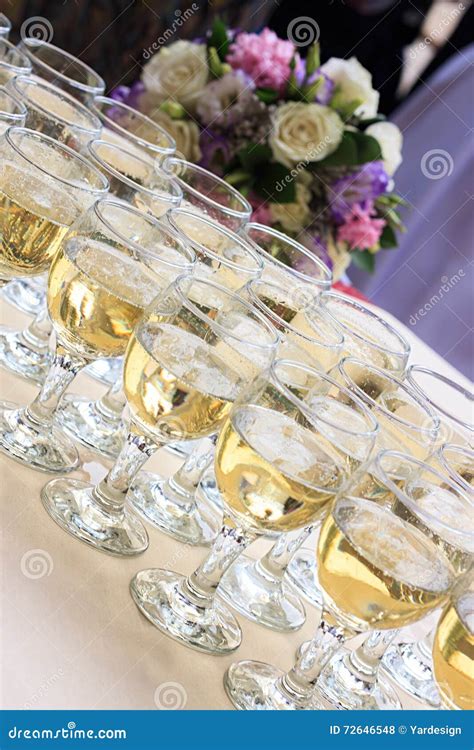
<box><xmin>1</xmin><ymin>296</ymin><xmax>470</xmax><ymax>711</ymax></box>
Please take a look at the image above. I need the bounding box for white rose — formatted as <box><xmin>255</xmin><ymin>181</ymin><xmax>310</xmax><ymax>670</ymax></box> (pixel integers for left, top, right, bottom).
<box><xmin>269</xmin><ymin>102</ymin><xmax>344</xmax><ymax>168</ymax></box>
<box><xmin>270</xmin><ymin>183</ymin><xmax>312</xmax><ymax>232</ymax></box>
<box><xmin>147</xmin><ymin>108</ymin><xmax>201</xmax><ymax>162</ymax></box>
<box><xmin>366</xmin><ymin>121</ymin><xmax>403</xmax><ymax>176</ymax></box>
<box><xmin>142</xmin><ymin>41</ymin><xmax>209</xmax><ymax>111</ymax></box>
<box><xmin>321</xmin><ymin>57</ymin><xmax>379</xmax><ymax>118</ymax></box>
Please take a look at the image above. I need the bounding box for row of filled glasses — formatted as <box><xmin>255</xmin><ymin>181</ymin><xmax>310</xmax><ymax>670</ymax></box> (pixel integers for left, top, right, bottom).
<box><xmin>0</xmin><ymin>29</ymin><xmax>472</xmax><ymax>712</ymax></box>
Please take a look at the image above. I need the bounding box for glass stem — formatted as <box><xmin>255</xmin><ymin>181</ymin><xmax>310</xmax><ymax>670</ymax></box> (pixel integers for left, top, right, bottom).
<box><xmin>25</xmin><ymin>344</ymin><xmax>87</xmax><ymax>427</ymax></box>
<box><xmin>20</xmin><ymin>304</ymin><xmax>52</xmax><ymax>350</ymax></box>
<box><xmin>256</xmin><ymin>525</ymin><xmax>314</xmax><ymax>581</ymax></box>
<box><xmin>182</xmin><ymin>516</ymin><xmax>257</xmax><ymax>608</ymax></box>
<box><xmin>92</xmin><ymin>422</ymin><xmax>159</xmax><ymax>515</ymax></box>
<box><xmin>163</xmin><ymin>437</ymin><xmax>215</xmax><ymax>512</ymax></box>
<box><xmin>279</xmin><ymin>610</ymin><xmax>355</xmax><ymax>703</ymax></box>
<box><xmin>95</xmin><ymin>375</ymin><xmax>127</xmax><ymax>419</ymax></box>
<box><xmin>342</xmin><ymin>629</ymin><xmax>398</xmax><ymax>687</ymax></box>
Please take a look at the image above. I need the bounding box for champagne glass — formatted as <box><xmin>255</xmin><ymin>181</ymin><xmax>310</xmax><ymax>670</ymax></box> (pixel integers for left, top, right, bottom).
<box><xmin>0</xmin><ymin>86</ymin><xmax>27</xmax><ymax>132</ymax></box>
<box><xmin>128</xmin><ymin>217</ymin><xmax>265</xmax><ymax>545</ymax></box>
<box><xmin>317</xmin><ymin>450</ymin><xmax>473</xmax><ymax>711</ymax></box>
<box><xmin>215</xmin><ymin>279</ymin><xmax>346</xmax><ymax>631</ymax></box>
<box><xmin>91</xmin><ymin>96</ymin><xmax>175</xmax><ymax>164</ymax></box>
<box><xmin>436</xmin><ymin>443</ymin><xmax>474</xmax><ymax>494</ymax></box>
<box><xmin>433</xmin><ymin>569</ymin><xmax>474</xmax><ymax>710</ymax></box>
<box><xmin>17</xmin><ymin>38</ymin><xmax>105</xmax><ymax>103</ymax></box>
<box><xmin>0</xmin><ymin>14</ymin><xmax>11</xmax><ymax>39</ymax></box>
<box><xmin>56</xmin><ymin>138</ymin><xmax>183</xmax><ymax>458</ymax></box>
<box><xmin>0</xmin><ymin>39</ymin><xmax>31</xmax><ymax>84</ymax></box>
<box><xmin>131</xmin><ymin>360</ymin><xmax>378</xmax><ymax>654</ymax></box>
<box><xmin>382</xmin><ymin>365</ymin><xmax>473</xmax><ymax>704</ymax></box>
<box><xmin>42</xmin><ymin>276</ymin><xmax>278</xmax><ymax>557</ymax></box>
<box><xmin>0</xmin><ymin>198</ymin><xmax>194</xmax><ymax>474</ymax></box>
<box><xmin>163</xmin><ymin>157</ymin><xmax>252</xmax><ymax>231</ymax></box>
<box><xmin>0</xmin><ymin>89</ymin><xmax>106</xmax><ymax>386</ymax></box>
<box><xmin>224</xmin><ymin>450</ymin><xmax>456</xmax><ymax>710</ymax></box>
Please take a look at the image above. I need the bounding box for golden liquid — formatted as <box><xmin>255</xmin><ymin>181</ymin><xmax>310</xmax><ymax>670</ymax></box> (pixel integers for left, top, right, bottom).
<box><xmin>215</xmin><ymin>403</ymin><xmax>359</xmax><ymax>533</ymax></box>
<box><xmin>48</xmin><ymin>237</ymin><xmax>160</xmax><ymax>359</ymax></box>
<box><xmin>0</xmin><ymin>161</ymin><xmax>78</xmax><ymax>279</ymax></box>
<box><xmin>318</xmin><ymin>496</ymin><xmax>453</xmax><ymax>629</ymax></box>
<box><xmin>433</xmin><ymin>594</ymin><xmax>474</xmax><ymax>710</ymax></box>
<box><xmin>124</xmin><ymin>322</ymin><xmax>242</xmax><ymax>441</ymax></box>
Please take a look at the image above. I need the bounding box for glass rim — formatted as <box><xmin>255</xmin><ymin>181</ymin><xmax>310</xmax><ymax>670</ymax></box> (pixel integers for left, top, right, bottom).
<box><xmin>320</xmin><ymin>290</ymin><xmax>411</xmax><ymax>362</ymax></box>
<box><xmin>164</xmin><ymin>157</ymin><xmax>252</xmax><ymax>221</ymax></box>
<box><xmin>336</xmin><ymin>356</ymin><xmax>440</xmax><ymax>436</ymax></box>
<box><xmin>245</xmin><ymin>222</ymin><xmax>333</xmax><ymax>288</ymax></box>
<box><xmin>0</xmin><ymin>38</ymin><xmax>32</xmax><ymax>74</ymax></box>
<box><xmin>0</xmin><ymin>85</ymin><xmax>28</xmax><ymax>120</ymax></box>
<box><xmin>88</xmin><ymin>139</ymin><xmax>182</xmax><ymax>203</ymax></box>
<box><xmin>10</xmin><ymin>75</ymin><xmax>102</xmax><ymax>134</ymax></box>
<box><xmin>92</xmin><ymin>198</ymin><xmax>196</xmax><ymax>270</ymax></box>
<box><xmin>271</xmin><ymin>358</ymin><xmax>379</xmax><ymax>438</ymax></box>
<box><xmin>407</xmin><ymin>365</ymin><xmax>474</xmax><ymax>434</ymax></box>
<box><xmin>91</xmin><ymin>96</ymin><xmax>175</xmax><ymax>156</ymax></box>
<box><xmin>166</xmin><ymin>274</ymin><xmax>279</xmax><ymax>351</ymax></box>
<box><xmin>375</xmin><ymin>449</ymin><xmax>473</xmax><ymax>543</ymax></box>
<box><xmin>4</xmin><ymin>126</ymin><xmax>109</xmax><ymax>194</ymax></box>
<box><xmin>0</xmin><ymin>14</ymin><xmax>12</xmax><ymax>31</ymax></box>
<box><xmin>19</xmin><ymin>38</ymin><xmax>105</xmax><ymax>96</ymax></box>
<box><xmin>168</xmin><ymin>208</ymin><xmax>263</xmax><ymax>274</ymax></box>
<box><xmin>437</xmin><ymin>443</ymin><xmax>474</xmax><ymax>495</ymax></box>
<box><xmin>246</xmin><ymin>278</ymin><xmax>344</xmax><ymax>349</ymax></box>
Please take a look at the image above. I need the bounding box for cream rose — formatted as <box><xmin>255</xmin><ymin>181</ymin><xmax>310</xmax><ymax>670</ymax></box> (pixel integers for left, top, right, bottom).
<box><xmin>141</xmin><ymin>41</ymin><xmax>209</xmax><ymax>111</ymax></box>
<box><xmin>270</xmin><ymin>183</ymin><xmax>312</xmax><ymax>232</ymax></box>
<box><xmin>147</xmin><ymin>108</ymin><xmax>201</xmax><ymax>162</ymax></box>
<box><xmin>366</xmin><ymin>122</ymin><xmax>403</xmax><ymax>176</ymax></box>
<box><xmin>321</xmin><ymin>57</ymin><xmax>379</xmax><ymax>118</ymax></box>
<box><xmin>269</xmin><ymin>102</ymin><xmax>344</xmax><ymax>168</ymax></box>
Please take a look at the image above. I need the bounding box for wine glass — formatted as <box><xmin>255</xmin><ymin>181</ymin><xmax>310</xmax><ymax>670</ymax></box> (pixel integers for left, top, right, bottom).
<box><xmin>433</xmin><ymin>568</ymin><xmax>474</xmax><ymax>710</ymax></box>
<box><xmin>17</xmin><ymin>37</ymin><xmax>105</xmax><ymax>103</ymax></box>
<box><xmin>91</xmin><ymin>96</ymin><xmax>175</xmax><ymax>164</ymax></box>
<box><xmin>0</xmin><ymin>38</ymin><xmax>31</xmax><ymax>84</ymax></box>
<box><xmin>382</xmin><ymin>365</ymin><xmax>474</xmax><ymax>704</ymax></box>
<box><xmin>128</xmin><ymin>221</ymin><xmax>266</xmax><ymax>545</ymax></box>
<box><xmin>131</xmin><ymin>359</ymin><xmax>378</xmax><ymax>654</ymax></box>
<box><xmin>163</xmin><ymin>157</ymin><xmax>252</xmax><ymax>231</ymax></box>
<box><xmin>224</xmin><ymin>449</ymin><xmax>457</xmax><ymax>710</ymax></box>
<box><xmin>41</xmin><ymin>276</ymin><xmax>278</xmax><ymax>557</ymax></box>
<box><xmin>56</xmin><ymin>138</ymin><xmax>184</xmax><ymax>458</ymax></box>
<box><xmin>0</xmin><ymin>84</ymin><xmax>106</xmax><ymax>386</ymax></box>
<box><xmin>0</xmin><ymin>14</ymin><xmax>11</xmax><ymax>39</ymax></box>
<box><xmin>0</xmin><ymin>198</ymin><xmax>194</xmax><ymax>474</ymax></box>
<box><xmin>215</xmin><ymin>279</ymin><xmax>346</xmax><ymax>631</ymax></box>
<box><xmin>0</xmin><ymin>85</ymin><xmax>27</xmax><ymax>132</ymax></box>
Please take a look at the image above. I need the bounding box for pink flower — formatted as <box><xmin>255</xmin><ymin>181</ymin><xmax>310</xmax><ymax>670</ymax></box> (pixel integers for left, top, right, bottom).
<box><xmin>337</xmin><ymin>202</ymin><xmax>385</xmax><ymax>251</ymax></box>
<box><xmin>249</xmin><ymin>194</ymin><xmax>272</xmax><ymax>225</ymax></box>
<box><xmin>227</xmin><ymin>28</ymin><xmax>295</xmax><ymax>94</ymax></box>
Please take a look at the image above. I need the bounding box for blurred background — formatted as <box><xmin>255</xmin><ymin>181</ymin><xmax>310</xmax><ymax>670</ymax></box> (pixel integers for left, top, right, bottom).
<box><xmin>3</xmin><ymin>0</ymin><xmax>473</xmax><ymax>376</ymax></box>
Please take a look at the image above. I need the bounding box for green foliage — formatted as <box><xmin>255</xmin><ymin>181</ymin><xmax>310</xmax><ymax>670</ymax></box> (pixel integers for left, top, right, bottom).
<box><xmin>209</xmin><ymin>18</ymin><xmax>230</xmax><ymax>61</ymax></box>
<box><xmin>350</xmin><ymin>249</ymin><xmax>375</xmax><ymax>272</ymax></box>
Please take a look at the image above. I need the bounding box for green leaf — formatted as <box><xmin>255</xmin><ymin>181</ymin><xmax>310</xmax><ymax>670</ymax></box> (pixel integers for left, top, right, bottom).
<box><xmin>305</xmin><ymin>42</ymin><xmax>320</xmax><ymax>76</ymax></box>
<box><xmin>350</xmin><ymin>131</ymin><xmax>382</xmax><ymax>163</ymax></box>
<box><xmin>255</xmin><ymin>87</ymin><xmax>279</xmax><ymax>104</ymax></box>
<box><xmin>317</xmin><ymin>131</ymin><xmax>359</xmax><ymax>167</ymax></box>
<box><xmin>255</xmin><ymin>163</ymin><xmax>296</xmax><ymax>203</ymax></box>
<box><xmin>379</xmin><ymin>224</ymin><xmax>397</xmax><ymax>248</ymax></box>
<box><xmin>224</xmin><ymin>170</ymin><xmax>252</xmax><ymax>187</ymax></box>
<box><xmin>209</xmin><ymin>18</ymin><xmax>230</xmax><ymax>61</ymax></box>
<box><xmin>338</xmin><ymin>99</ymin><xmax>364</xmax><ymax>121</ymax></box>
<box><xmin>300</xmin><ymin>75</ymin><xmax>324</xmax><ymax>102</ymax></box>
<box><xmin>237</xmin><ymin>143</ymin><xmax>272</xmax><ymax>171</ymax></box>
<box><xmin>350</xmin><ymin>249</ymin><xmax>375</xmax><ymax>273</ymax></box>
<box><xmin>358</xmin><ymin>115</ymin><xmax>386</xmax><ymax>129</ymax></box>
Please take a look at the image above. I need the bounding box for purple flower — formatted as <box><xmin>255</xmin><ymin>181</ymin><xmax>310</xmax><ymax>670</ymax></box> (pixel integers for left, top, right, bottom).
<box><xmin>198</xmin><ymin>131</ymin><xmax>232</xmax><ymax>172</ymax></box>
<box><xmin>108</xmin><ymin>82</ymin><xmax>146</xmax><ymax>118</ymax></box>
<box><xmin>328</xmin><ymin>161</ymin><xmax>389</xmax><ymax>222</ymax></box>
<box><xmin>308</xmin><ymin>235</ymin><xmax>333</xmax><ymax>272</ymax></box>
<box><xmin>294</xmin><ymin>62</ymin><xmax>335</xmax><ymax>105</ymax></box>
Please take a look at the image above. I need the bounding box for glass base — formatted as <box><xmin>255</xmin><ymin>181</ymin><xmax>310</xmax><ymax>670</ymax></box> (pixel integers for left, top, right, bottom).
<box><xmin>85</xmin><ymin>358</ymin><xmax>123</xmax><ymax>387</ymax></box>
<box><xmin>164</xmin><ymin>440</ymin><xmax>197</xmax><ymax>459</ymax></box>
<box><xmin>382</xmin><ymin>642</ymin><xmax>441</xmax><ymax>707</ymax></box>
<box><xmin>2</xmin><ymin>278</ymin><xmax>46</xmax><ymax>316</ymax></box>
<box><xmin>130</xmin><ymin>568</ymin><xmax>241</xmax><ymax>654</ymax></box>
<box><xmin>198</xmin><ymin>467</ymin><xmax>223</xmax><ymax>511</ymax></box>
<box><xmin>224</xmin><ymin>660</ymin><xmax>331</xmax><ymax>710</ymax></box>
<box><xmin>41</xmin><ymin>477</ymin><xmax>149</xmax><ymax>556</ymax></box>
<box><xmin>287</xmin><ymin>548</ymin><xmax>323</xmax><ymax>608</ymax></box>
<box><xmin>318</xmin><ymin>648</ymin><xmax>402</xmax><ymax>710</ymax></box>
<box><xmin>0</xmin><ymin>400</ymin><xmax>79</xmax><ymax>473</ymax></box>
<box><xmin>219</xmin><ymin>555</ymin><xmax>306</xmax><ymax>632</ymax></box>
<box><xmin>129</xmin><ymin>471</ymin><xmax>221</xmax><ymax>546</ymax></box>
<box><xmin>57</xmin><ymin>394</ymin><xmax>126</xmax><ymax>459</ymax></box>
<box><xmin>0</xmin><ymin>327</ymin><xmax>51</xmax><ymax>385</ymax></box>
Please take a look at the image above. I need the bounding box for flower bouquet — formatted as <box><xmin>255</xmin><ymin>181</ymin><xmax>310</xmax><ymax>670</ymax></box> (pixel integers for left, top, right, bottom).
<box><xmin>113</xmin><ymin>20</ymin><xmax>406</xmax><ymax>281</ymax></box>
